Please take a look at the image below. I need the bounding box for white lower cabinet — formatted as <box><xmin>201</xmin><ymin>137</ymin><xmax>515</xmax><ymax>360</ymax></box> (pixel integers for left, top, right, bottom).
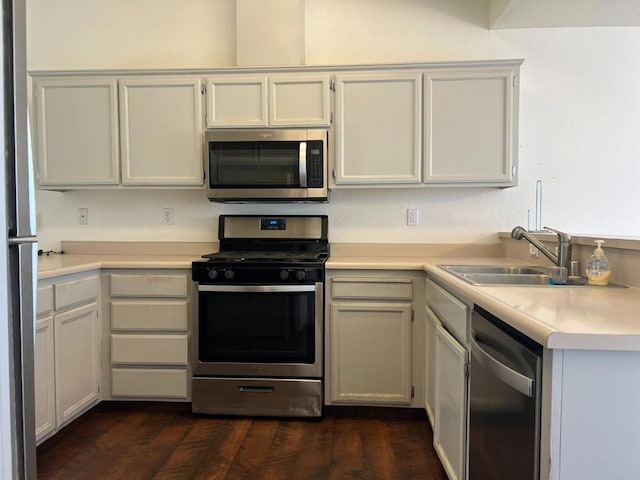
<box><xmin>426</xmin><ymin>276</ymin><xmax>471</xmax><ymax>480</ymax></box>
<box><xmin>34</xmin><ymin>272</ymin><xmax>100</xmax><ymax>443</ymax></box>
<box><xmin>54</xmin><ymin>302</ymin><xmax>100</xmax><ymax>427</ymax></box>
<box><xmin>425</xmin><ymin>306</ymin><xmax>440</xmax><ymax>427</ymax></box>
<box><xmin>329</xmin><ymin>302</ymin><xmax>412</xmax><ymax>404</ymax></box>
<box><xmin>434</xmin><ymin>323</ymin><xmax>469</xmax><ymax>480</ymax></box>
<box><xmin>108</xmin><ymin>271</ymin><xmax>191</xmax><ymax>400</ymax></box>
<box><xmin>34</xmin><ymin>315</ymin><xmax>55</xmax><ymax>442</ymax></box>
<box><xmin>326</xmin><ymin>273</ymin><xmax>426</xmax><ymax>407</ymax></box>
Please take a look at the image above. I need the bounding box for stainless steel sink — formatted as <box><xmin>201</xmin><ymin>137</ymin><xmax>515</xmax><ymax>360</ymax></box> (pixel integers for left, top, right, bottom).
<box><xmin>437</xmin><ymin>264</ymin><xmax>622</xmax><ymax>287</ymax></box>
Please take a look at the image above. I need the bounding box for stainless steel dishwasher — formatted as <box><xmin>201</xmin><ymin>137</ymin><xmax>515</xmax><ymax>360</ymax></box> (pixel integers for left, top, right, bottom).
<box><xmin>469</xmin><ymin>306</ymin><xmax>543</xmax><ymax>480</ymax></box>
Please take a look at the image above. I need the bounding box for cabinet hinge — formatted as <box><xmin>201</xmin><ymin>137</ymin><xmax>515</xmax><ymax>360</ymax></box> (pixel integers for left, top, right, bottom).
<box><xmin>332</xmin><ymin>169</ymin><xmax>336</xmax><ymax>180</ymax></box>
<box><xmin>513</xmin><ymin>76</ymin><xmax>517</xmax><ymax>88</ymax></box>
<box><xmin>201</xmin><ymin>83</ymin><xmax>207</xmax><ymax>95</ymax></box>
<box><xmin>330</xmin><ymin>112</ymin><xmax>334</xmax><ymax>124</ymax></box>
<box><xmin>411</xmin><ymin>386</ymin><xmax>415</xmax><ymax>398</ymax></box>
<box><xmin>411</xmin><ymin>309</ymin><xmax>415</xmax><ymax>322</ymax></box>
<box><xmin>329</xmin><ymin>79</ymin><xmax>335</xmax><ymax>92</ymax></box>
<box><xmin>464</xmin><ymin>363</ymin><xmax>470</xmax><ymax>377</ymax></box>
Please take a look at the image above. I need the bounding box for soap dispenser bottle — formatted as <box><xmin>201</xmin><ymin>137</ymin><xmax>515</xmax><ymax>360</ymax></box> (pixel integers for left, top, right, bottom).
<box><xmin>585</xmin><ymin>240</ymin><xmax>611</xmax><ymax>286</ymax></box>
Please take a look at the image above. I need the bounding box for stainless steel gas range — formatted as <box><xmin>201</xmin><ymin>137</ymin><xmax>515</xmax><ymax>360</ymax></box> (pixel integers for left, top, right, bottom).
<box><xmin>191</xmin><ymin>215</ymin><xmax>328</xmax><ymax>418</ymax></box>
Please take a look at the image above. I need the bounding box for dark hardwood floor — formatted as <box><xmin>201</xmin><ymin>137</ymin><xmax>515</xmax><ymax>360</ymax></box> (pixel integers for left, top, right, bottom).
<box><xmin>37</xmin><ymin>403</ymin><xmax>448</xmax><ymax>480</ymax></box>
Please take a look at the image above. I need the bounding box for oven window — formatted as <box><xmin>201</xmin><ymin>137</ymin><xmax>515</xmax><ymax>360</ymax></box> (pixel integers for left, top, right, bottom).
<box><xmin>198</xmin><ymin>290</ymin><xmax>315</xmax><ymax>363</ymax></box>
<box><xmin>210</xmin><ymin>141</ymin><xmax>301</xmax><ymax>187</ymax></box>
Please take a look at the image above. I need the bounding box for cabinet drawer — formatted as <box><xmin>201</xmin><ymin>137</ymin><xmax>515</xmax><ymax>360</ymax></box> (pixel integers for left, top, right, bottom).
<box><xmin>111</xmin><ymin>368</ymin><xmax>187</xmax><ymax>399</ymax></box>
<box><xmin>426</xmin><ymin>278</ymin><xmax>468</xmax><ymax>344</ymax></box>
<box><xmin>54</xmin><ymin>275</ymin><xmax>98</xmax><ymax>311</ymax></box>
<box><xmin>331</xmin><ymin>277</ymin><xmax>413</xmax><ymax>301</ymax></box>
<box><xmin>37</xmin><ymin>285</ymin><xmax>53</xmax><ymax>317</ymax></box>
<box><xmin>111</xmin><ymin>300</ymin><xmax>188</xmax><ymax>331</ymax></box>
<box><xmin>110</xmin><ymin>274</ymin><xmax>188</xmax><ymax>298</ymax></box>
<box><xmin>111</xmin><ymin>334</ymin><xmax>188</xmax><ymax>365</ymax></box>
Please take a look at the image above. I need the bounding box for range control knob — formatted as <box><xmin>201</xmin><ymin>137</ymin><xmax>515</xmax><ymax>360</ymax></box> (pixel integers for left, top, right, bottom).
<box><xmin>207</xmin><ymin>269</ymin><xmax>219</xmax><ymax>280</ymax></box>
<box><xmin>296</xmin><ymin>270</ymin><xmax>306</xmax><ymax>281</ymax></box>
<box><xmin>280</xmin><ymin>270</ymin><xmax>290</xmax><ymax>280</ymax></box>
<box><xmin>224</xmin><ymin>269</ymin><xmax>235</xmax><ymax>280</ymax></box>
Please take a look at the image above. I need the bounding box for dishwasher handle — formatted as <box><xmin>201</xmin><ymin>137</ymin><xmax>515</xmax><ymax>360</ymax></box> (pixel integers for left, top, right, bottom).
<box><xmin>471</xmin><ymin>331</ymin><xmax>534</xmax><ymax>397</ymax></box>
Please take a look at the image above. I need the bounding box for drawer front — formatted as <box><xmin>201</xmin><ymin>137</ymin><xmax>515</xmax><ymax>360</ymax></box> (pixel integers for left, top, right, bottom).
<box><xmin>54</xmin><ymin>275</ymin><xmax>98</xmax><ymax>311</ymax></box>
<box><xmin>111</xmin><ymin>368</ymin><xmax>187</xmax><ymax>399</ymax></box>
<box><xmin>111</xmin><ymin>334</ymin><xmax>188</xmax><ymax>365</ymax></box>
<box><xmin>426</xmin><ymin>278</ymin><xmax>468</xmax><ymax>344</ymax></box>
<box><xmin>37</xmin><ymin>285</ymin><xmax>53</xmax><ymax>317</ymax></box>
<box><xmin>332</xmin><ymin>277</ymin><xmax>413</xmax><ymax>300</ymax></box>
<box><xmin>110</xmin><ymin>274</ymin><xmax>188</xmax><ymax>298</ymax></box>
<box><xmin>111</xmin><ymin>300</ymin><xmax>188</xmax><ymax>331</ymax></box>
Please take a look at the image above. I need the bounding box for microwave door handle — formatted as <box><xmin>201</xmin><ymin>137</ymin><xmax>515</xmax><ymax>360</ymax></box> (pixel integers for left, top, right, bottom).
<box><xmin>299</xmin><ymin>142</ymin><xmax>307</xmax><ymax>187</ymax></box>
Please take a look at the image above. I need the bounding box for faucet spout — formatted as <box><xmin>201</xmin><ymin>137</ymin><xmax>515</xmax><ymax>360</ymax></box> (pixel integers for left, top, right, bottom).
<box><xmin>510</xmin><ymin>226</ymin><xmax>572</xmax><ymax>271</ymax></box>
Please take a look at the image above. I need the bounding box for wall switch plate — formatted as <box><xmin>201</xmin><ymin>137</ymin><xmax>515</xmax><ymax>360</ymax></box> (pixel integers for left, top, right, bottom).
<box><xmin>407</xmin><ymin>208</ymin><xmax>419</xmax><ymax>226</ymax></box>
<box><xmin>78</xmin><ymin>208</ymin><xmax>88</xmax><ymax>225</ymax></box>
<box><xmin>162</xmin><ymin>208</ymin><xmax>174</xmax><ymax>225</ymax></box>
<box><xmin>529</xmin><ymin>244</ymin><xmax>539</xmax><ymax>258</ymax></box>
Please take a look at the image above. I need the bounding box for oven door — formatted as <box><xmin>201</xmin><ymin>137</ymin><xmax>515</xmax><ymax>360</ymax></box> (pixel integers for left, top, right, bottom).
<box><xmin>193</xmin><ymin>283</ymin><xmax>323</xmax><ymax>378</ymax></box>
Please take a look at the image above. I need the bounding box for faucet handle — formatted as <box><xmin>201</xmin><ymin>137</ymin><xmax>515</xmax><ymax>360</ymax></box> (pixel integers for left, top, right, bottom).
<box><xmin>543</xmin><ymin>226</ymin><xmax>571</xmax><ymax>242</ymax></box>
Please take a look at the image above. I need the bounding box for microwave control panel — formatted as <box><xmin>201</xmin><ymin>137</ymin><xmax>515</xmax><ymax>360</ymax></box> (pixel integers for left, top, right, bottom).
<box><xmin>307</xmin><ymin>141</ymin><xmax>324</xmax><ymax>188</ymax></box>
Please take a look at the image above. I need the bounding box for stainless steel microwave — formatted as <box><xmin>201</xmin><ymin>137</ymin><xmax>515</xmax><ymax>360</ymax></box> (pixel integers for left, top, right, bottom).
<box><xmin>205</xmin><ymin>129</ymin><xmax>328</xmax><ymax>202</ymax></box>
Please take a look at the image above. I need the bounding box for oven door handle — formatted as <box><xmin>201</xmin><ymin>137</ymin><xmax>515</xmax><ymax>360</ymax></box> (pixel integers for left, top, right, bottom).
<box><xmin>198</xmin><ymin>285</ymin><xmax>316</xmax><ymax>293</ymax></box>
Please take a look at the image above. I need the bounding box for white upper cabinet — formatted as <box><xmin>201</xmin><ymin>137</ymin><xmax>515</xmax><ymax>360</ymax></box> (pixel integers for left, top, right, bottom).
<box><xmin>206</xmin><ymin>74</ymin><xmax>331</xmax><ymax>128</ymax></box>
<box><xmin>268</xmin><ymin>75</ymin><xmax>331</xmax><ymax>127</ymax></box>
<box><xmin>206</xmin><ymin>75</ymin><xmax>268</xmax><ymax>127</ymax></box>
<box><xmin>119</xmin><ymin>77</ymin><xmax>204</xmax><ymax>186</ymax></box>
<box><xmin>334</xmin><ymin>72</ymin><xmax>423</xmax><ymax>185</ymax></box>
<box><xmin>423</xmin><ymin>67</ymin><xmax>518</xmax><ymax>186</ymax></box>
<box><xmin>34</xmin><ymin>77</ymin><xmax>120</xmax><ymax>186</ymax></box>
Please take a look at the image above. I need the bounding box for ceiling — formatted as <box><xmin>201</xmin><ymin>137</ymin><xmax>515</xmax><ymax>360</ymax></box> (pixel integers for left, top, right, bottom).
<box><xmin>490</xmin><ymin>0</ymin><xmax>640</xmax><ymax>28</ymax></box>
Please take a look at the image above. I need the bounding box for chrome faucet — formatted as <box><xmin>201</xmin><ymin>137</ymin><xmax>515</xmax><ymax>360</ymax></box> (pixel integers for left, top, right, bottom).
<box><xmin>511</xmin><ymin>226</ymin><xmax>572</xmax><ymax>271</ymax></box>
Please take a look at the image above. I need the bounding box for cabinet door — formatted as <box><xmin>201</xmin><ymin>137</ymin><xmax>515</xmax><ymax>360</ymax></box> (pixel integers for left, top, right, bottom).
<box><xmin>34</xmin><ymin>316</ymin><xmax>55</xmax><ymax>443</ymax></box>
<box><xmin>268</xmin><ymin>75</ymin><xmax>331</xmax><ymax>127</ymax></box>
<box><xmin>119</xmin><ymin>77</ymin><xmax>204</xmax><ymax>185</ymax></box>
<box><xmin>54</xmin><ymin>302</ymin><xmax>100</xmax><ymax>427</ymax></box>
<box><xmin>334</xmin><ymin>72</ymin><xmax>422</xmax><ymax>185</ymax></box>
<box><xmin>434</xmin><ymin>323</ymin><xmax>468</xmax><ymax>480</ymax></box>
<box><xmin>425</xmin><ymin>306</ymin><xmax>440</xmax><ymax>429</ymax></box>
<box><xmin>34</xmin><ymin>77</ymin><xmax>120</xmax><ymax>186</ymax></box>
<box><xmin>330</xmin><ymin>302</ymin><xmax>412</xmax><ymax>404</ymax></box>
<box><xmin>206</xmin><ymin>75</ymin><xmax>268</xmax><ymax>127</ymax></box>
<box><xmin>424</xmin><ymin>68</ymin><xmax>517</xmax><ymax>186</ymax></box>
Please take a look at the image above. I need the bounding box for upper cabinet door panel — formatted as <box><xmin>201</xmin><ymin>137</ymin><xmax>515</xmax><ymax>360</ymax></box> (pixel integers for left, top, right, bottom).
<box><xmin>268</xmin><ymin>75</ymin><xmax>331</xmax><ymax>127</ymax></box>
<box><xmin>424</xmin><ymin>68</ymin><xmax>517</xmax><ymax>185</ymax></box>
<box><xmin>206</xmin><ymin>76</ymin><xmax>268</xmax><ymax>128</ymax></box>
<box><xmin>334</xmin><ymin>72</ymin><xmax>422</xmax><ymax>185</ymax></box>
<box><xmin>35</xmin><ymin>77</ymin><xmax>120</xmax><ymax>186</ymax></box>
<box><xmin>119</xmin><ymin>77</ymin><xmax>204</xmax><ymax>185</ymax></box>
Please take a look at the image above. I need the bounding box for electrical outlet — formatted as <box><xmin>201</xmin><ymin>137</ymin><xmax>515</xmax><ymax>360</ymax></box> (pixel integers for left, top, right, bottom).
<box><xmin>529</xmin><ymin>244</ymin><xmax>539</xmax><ymax>258</ymax></box>
<box><xmin>407</xmin><ymin>208</ymin><xmax>419</xmax><ymax>226</ymax></box>
<box><xmin>78</xmin><ymin>208</ymin><xmax>88</xmax><ymax>225</ymax></box>
<box><xmin>162</xmin><ymin>208</ymin><xmax>174</xmax><ymax>225</ymax></box>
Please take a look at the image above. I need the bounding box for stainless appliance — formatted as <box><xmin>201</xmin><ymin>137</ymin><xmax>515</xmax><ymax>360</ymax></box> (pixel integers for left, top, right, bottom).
<box><xmin>191</xmin><ymin>215</ymin><xmax>328</xmax><ymax>417</ymax></box>
<box><xmin>1</xmin><ymin>0</ymin><xmax>38</xmax><ymax>477</ymax></box>
<box><xmin>469</xmin><ymin>306</ymin><xmax>542</xmax><ymax>480</ymax></box>
<box><xmin>205</xmin><ymin>129</ymin><xmax>328</xmax><ymax>202</ymax></box>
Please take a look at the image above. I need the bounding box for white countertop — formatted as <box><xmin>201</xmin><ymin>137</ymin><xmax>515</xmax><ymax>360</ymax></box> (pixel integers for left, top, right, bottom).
<box><xmin>37</xmin><ymin>254</ymin><xmax>199</xmax><ymax>280</ymax></box>
<box><xmin>40</xmin><ymin>253</ymin><xmax>640</xmax><ymax>351</ymax></box>
<box><xmin>327</xmin><ymin>255</ymin><xmax>640</xmax><ymax>352</ymax></box>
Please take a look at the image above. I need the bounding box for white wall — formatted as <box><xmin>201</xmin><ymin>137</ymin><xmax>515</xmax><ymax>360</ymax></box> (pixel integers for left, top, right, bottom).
<box><xmin>27</xmin><ymin>0</ymin><xmax>640</xmax><ymax>249</ymax></box>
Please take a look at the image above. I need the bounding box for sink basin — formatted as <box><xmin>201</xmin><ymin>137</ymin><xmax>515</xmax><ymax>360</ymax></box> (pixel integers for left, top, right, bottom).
<box><xmin>437</xmin><ymin>264</ymin><xmax>624</xmax><ymax>287</ymax></box>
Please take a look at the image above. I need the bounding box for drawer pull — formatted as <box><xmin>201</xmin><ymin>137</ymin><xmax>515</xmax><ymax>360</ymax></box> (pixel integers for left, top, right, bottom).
<box><xmin>239</xmin><ymin>385</ymin><xmax>275</xmax><ymax>393</ymax></box>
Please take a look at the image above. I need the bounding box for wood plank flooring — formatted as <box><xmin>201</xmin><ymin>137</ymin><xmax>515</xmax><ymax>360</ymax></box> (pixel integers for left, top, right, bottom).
<box><xmin>37</xmin><ymin>404</ymin><xmax>447</xmax><ymax>480</ymax></box>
